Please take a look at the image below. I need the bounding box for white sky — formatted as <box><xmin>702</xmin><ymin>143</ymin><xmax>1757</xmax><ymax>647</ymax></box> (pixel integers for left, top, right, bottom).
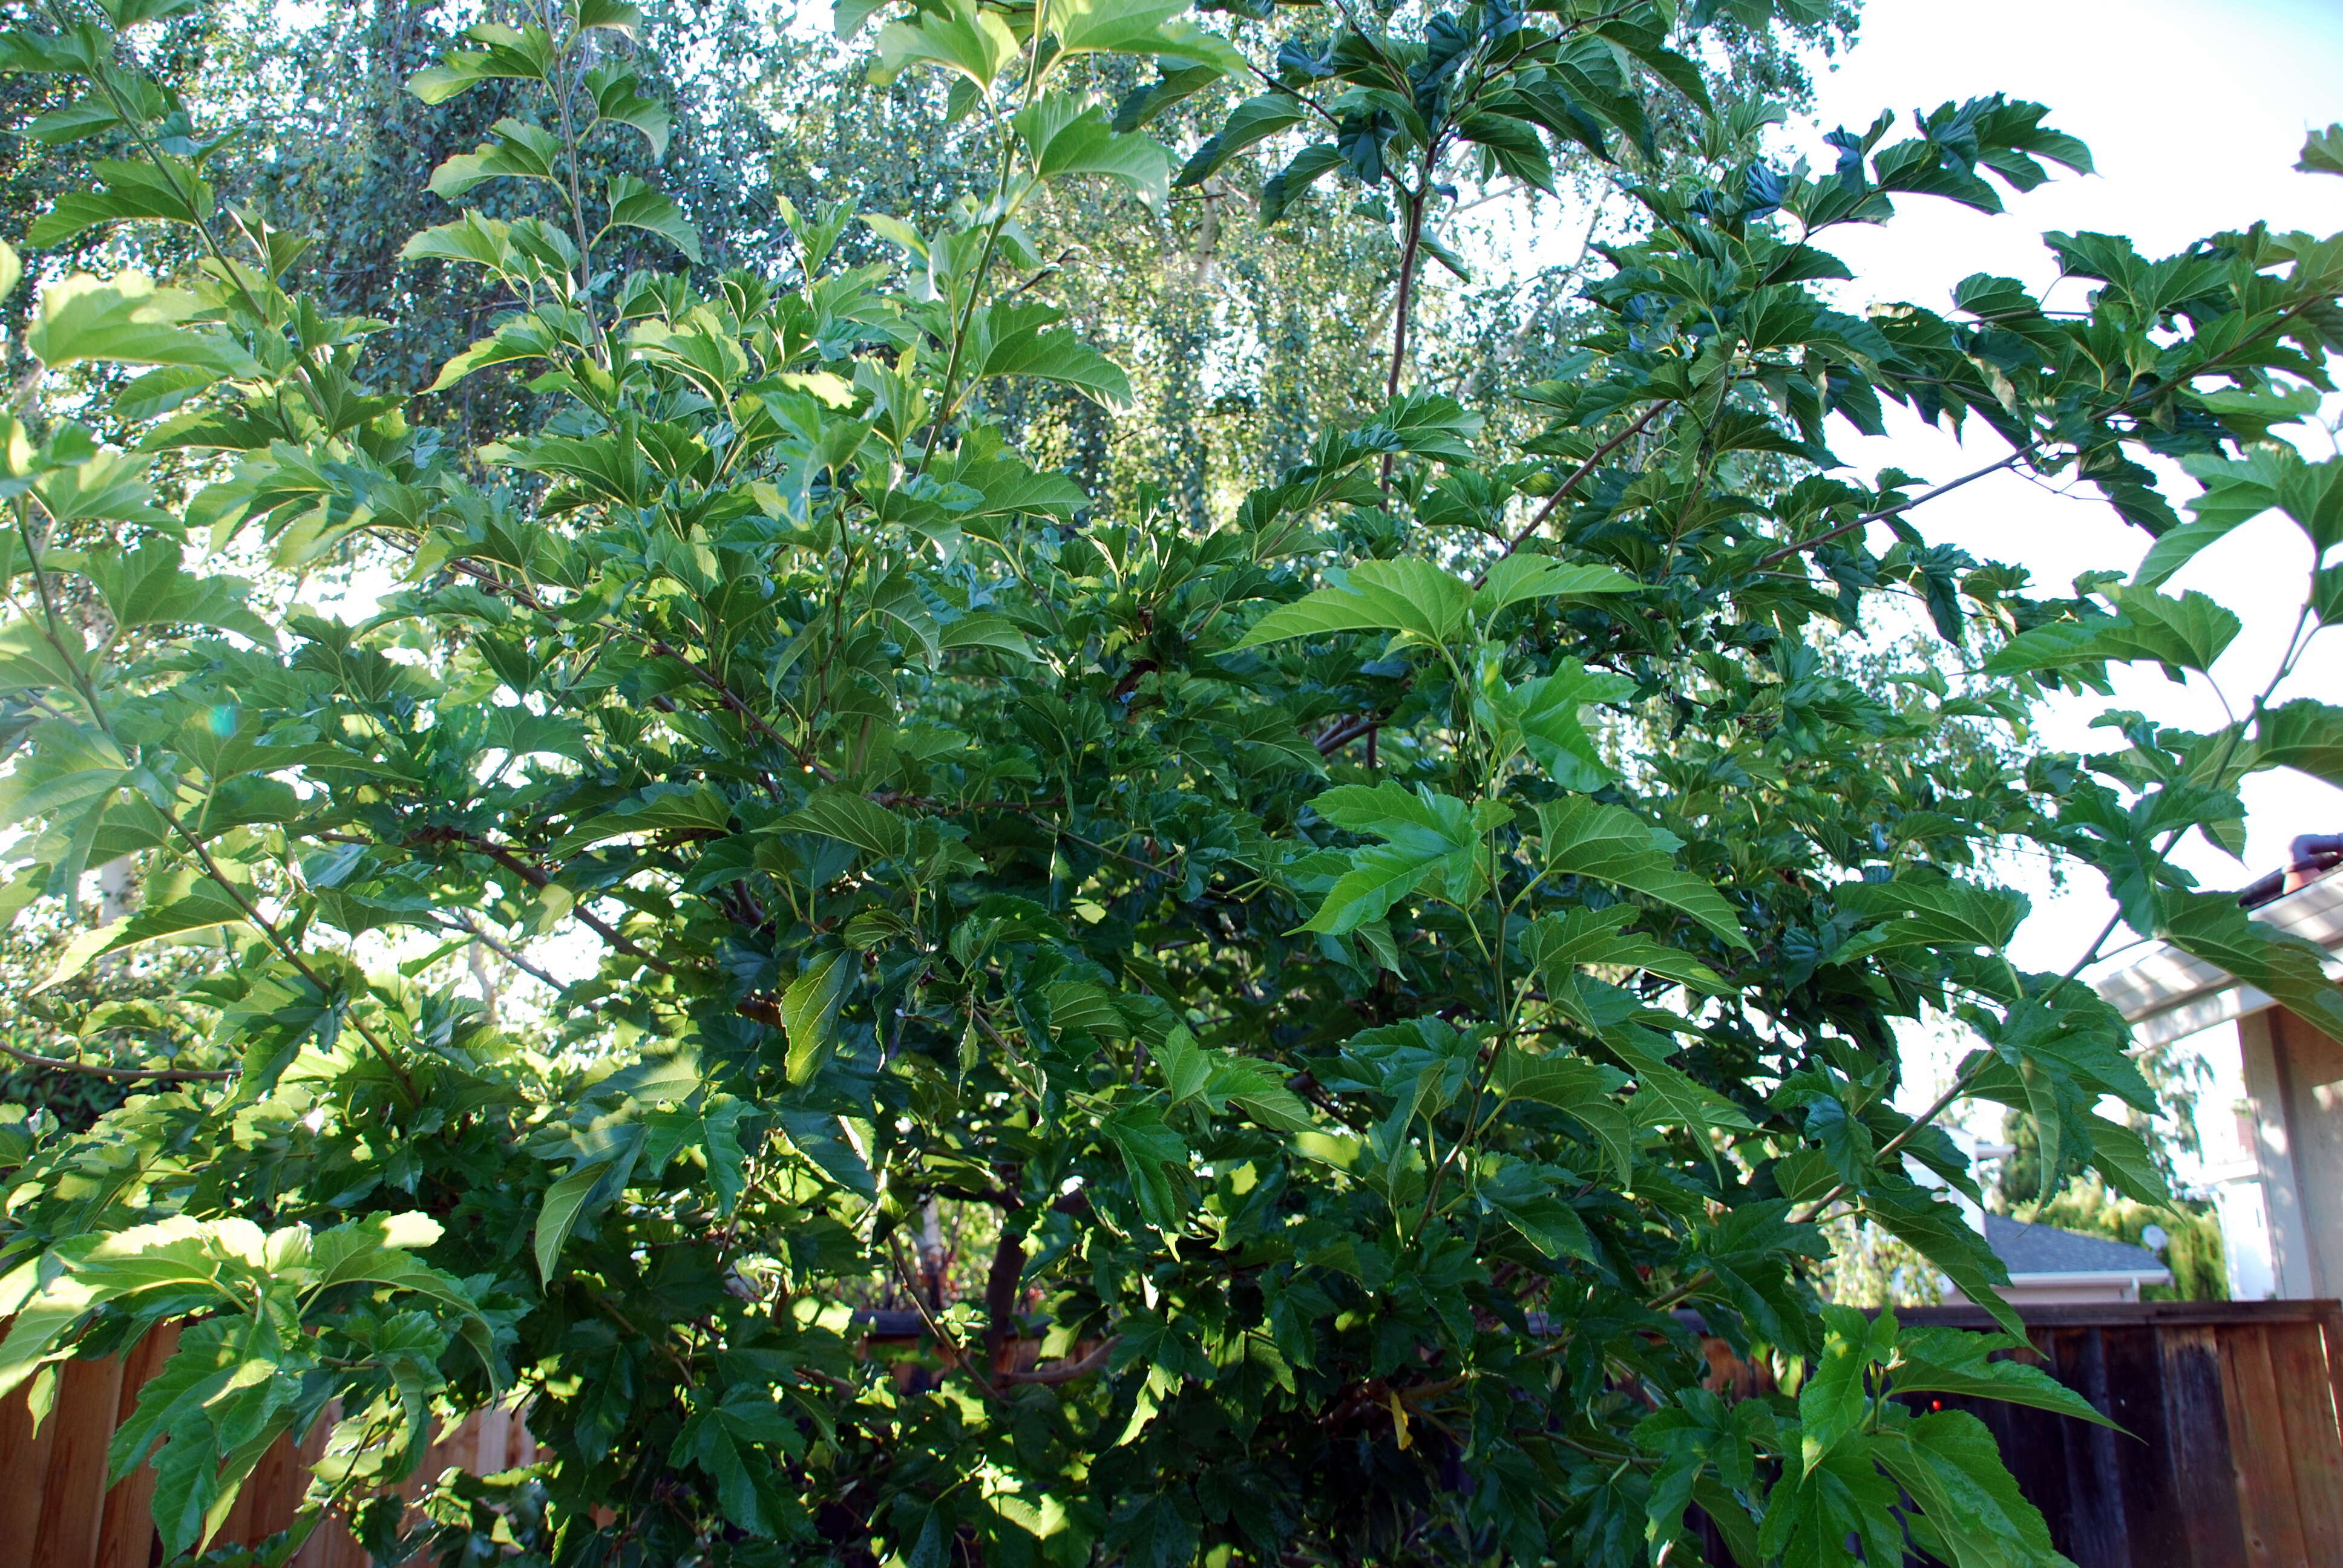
<box><xmin>1801</xmin><ymin>0</ymin><xmax>2343</xmax><ymax>976</ymax></box>
<box><xmin>1776</xmin><ymin>0</ymin><xmax>2343</xmax><ymax>1159</ymax></box>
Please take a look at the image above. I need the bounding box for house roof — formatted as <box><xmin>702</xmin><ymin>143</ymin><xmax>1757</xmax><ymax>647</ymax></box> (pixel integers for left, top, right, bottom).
<box><xmin>2091</xmin><ymin>864</ymin><xmax>2343</xmax><ymax>1047</ymax></box>
<box><xmin>1985</xmin><ymin>1215</ymin><xmax>2166</xmax><ymax>1280</ymax></box>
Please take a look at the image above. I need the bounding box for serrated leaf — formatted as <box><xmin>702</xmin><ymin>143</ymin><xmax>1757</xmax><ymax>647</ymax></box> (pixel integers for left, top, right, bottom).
<box><xmin>605</xmin><ymin>173</ymin><xmax>703</xmax><ymax>261</ymax></box>
<box><xmin>1237</xmin><ymin>558</ymin><xmax>1477</xmax><ymax>649</ymax></box>
<box><xmin>1474</xmin><ymin>554</ymin><xmax>1639</xmax><ymax>616</ymax></box>
<box><xmin>2157</xmin><ymin>889</ymin><xmax>2343</xmax><ymax>1045</ymax></box>
<box><xmin>1835</xmin><ymin>878</ymin><xmax>2028</xmax><ymax>953</ymax></box>
<box><xmin>1178</xmin><ymin>93</ymin><xmax>1310</xmax><ymax>186</ymax></box>
<box><xmin>1493</xmin><ymin>1047</ymin><xmax>1634</xmax><ymax>1184</ymax></box>
<box><xmin>1872</xmin><ymin>1410</ymin><xmax>2063</xmax><ymax>1568</ymax></box>
<box><xmin>1049</xmin><ymin>0</ymin><xmax>1244</xmax><ymax>73</ymax></box>
<box><xmin>1101</xmin><ymin>1103</ymin><xmax>1189</xmax><ymax>1230</ymax></box>
<box><xmin>589</xmin><ymin>64</ymin><xmax>670</xmax><ymax>157</ymax></box>
<box><xmin>778</xmin><ymin>790</ymin><xmax>913</xmax><ymax>861</ymax></box>
<box><xmin>27</xmin><ymin>273</ymin><xmax>254</xmax><ymax>373</ymax></box>
<box><xmin>2255</xmin><ymin>698</ymin><xmax>2343</xmax><ymax>789</ymax></box>
<box><xmin>1984</xmin><ymin>586</ymin><xmax>2239</xmax><ymax>678</ymax></box>
<box><xmin>428</xmin><ymin>118</ymin><xmax>563</xmax><ymax>200</ymax></box>
<box><xmin>872</xmin><ymin>0</ymin><xmax>1019</xmax><ymax>90</ymax></box>
<box><xmin>1299</xmin><ymin>782</ymin><xmax>1494</xmax><ymax>934</ymax></box>
<box><xmin>972</xmin><ymin>300</ymin><xmax>1132</xmax><ymax>410</ymax></box>
<box><xmin>1889</xmin><ymin>1325</ymin><xmax>2119</xmax><ymax>1429</ymax></box>
<box><xmin>535</xmin><ymin>1159</ymin><xmax>615</xmax><ymax>1285</ymax></box>
<box><xmin>938</xmin><ymin>610</ymin><xmax>1035</xmax><ymax>660</ymax></box>
<box><xmin>2299</xmin><ymin>123</ymin><xmax>2343</xmax><ymax>177</ymax></box>
<box><xmin>1534</xmin><ymin>797</ymin><xmax>1749</xmax><ymax>949</ymax></box>
<box><xmin>1014</xmin><ymin>95</ymin><xmax>1174</xmax><ymax>214</ymax></box>
<box><xmin>782</xmin><ymin>949</ymin><xmax>854</xmax><ymax>1083</ymax></box>
<box><xmin>1520</xmin><ymin>904</ymin><xmax>1725</xmax><ymax>994</ymax></box>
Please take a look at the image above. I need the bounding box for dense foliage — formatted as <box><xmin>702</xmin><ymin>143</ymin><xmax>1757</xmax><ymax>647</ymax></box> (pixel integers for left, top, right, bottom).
<box><xmin>2</xmin><ymin>1</ymin><xmax>2342</xmax><ymax>1565</ymax></box>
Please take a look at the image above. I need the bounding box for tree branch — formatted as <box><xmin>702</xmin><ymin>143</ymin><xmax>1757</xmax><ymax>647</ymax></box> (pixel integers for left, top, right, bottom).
<box><xmin>0</xmin><ymin>1039</ymin><xmax>234</xmax><ymax>1083</ymax></box>
<box><xmin>1752</xmin><ymin>447</ymin><xmax>2035</xmax><ymax>570</ymax></box>
<box><xmin>1475</xmin><ymin>400</ymin><xmax>1673</xmax><ymax>586</ymax></box>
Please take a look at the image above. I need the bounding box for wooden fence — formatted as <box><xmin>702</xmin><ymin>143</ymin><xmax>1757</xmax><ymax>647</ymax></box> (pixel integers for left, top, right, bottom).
<box><xmin>8</xmin><ymin>1301</ymin><xmax>2342</xmax><ymax>1566</ymax></box>
<box><xmin>0</xmin><ymin>1323</ymin><xmax>534</xmax><ymax>1568</ymax></box>
<box><xmin>1887</xmin><ymin>1299</ymin><xmax>2343</xmax><ymax>1568</ymax></box>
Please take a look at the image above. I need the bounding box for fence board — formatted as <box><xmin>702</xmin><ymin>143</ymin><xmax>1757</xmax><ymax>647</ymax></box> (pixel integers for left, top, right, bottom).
<box><xmin>2217</xmin><ymin>1322</ymin><xmax>2308</xmax><ymax>1568</ymax></box>
<box><xmin>2158</xmin><ymin>1323</ymin><xmax>2251</xmax><ymax>1568</ymax></box>
<box><xmin>2267</xmin><ymin>1321</ymin><xmax>2343</xmax><ymax>1563</ymax></box>
<box><xmin>93</xmin><ymin>1322</ymin><xmax>177</xmax><ymax>1568</ymax></box>
<box><xmin>36</xmin><ymin>1354</ymin><xmax>127</xmax><ymax>1568</ymax></box>
<box><xmin>0</xmin><ymin>1361</ymin><xmax>57</xmax><ymax>1568</ymax></box>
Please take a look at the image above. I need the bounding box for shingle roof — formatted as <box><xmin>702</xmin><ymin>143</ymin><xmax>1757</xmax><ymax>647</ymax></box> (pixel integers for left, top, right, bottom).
<box><xmin>1984</xmin><ymin>1215</ymin><xmax>2165</xmax><ymax>1277</ymax></box>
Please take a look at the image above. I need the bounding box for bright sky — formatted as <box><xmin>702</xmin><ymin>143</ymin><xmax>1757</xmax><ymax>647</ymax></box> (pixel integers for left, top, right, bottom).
<box><xmin>1774</xmin><ymin>0</ymin><xmax>2343</xmax><ymax>1152</ymax></box>
<box><xmin>1802</xmin><ymin>0</ymin><xmax>2343</xmax><ymax>977</ymax></box>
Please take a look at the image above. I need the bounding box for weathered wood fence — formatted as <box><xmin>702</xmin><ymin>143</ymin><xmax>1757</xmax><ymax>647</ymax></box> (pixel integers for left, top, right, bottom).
<box><xmin>0</xmin><ymin>1323</ymin><xmax>534</xmax><ymax>1568</ymax></box>
<box><xmin>1888</xmin><ymin>1299</ymin><xmax>2343</xmax><ymax>1568</ymax></box>
<box><xmin>7</xmin><ymin>1301</ymin><xmax>2341</xmax><ymax>1565</ymax></box>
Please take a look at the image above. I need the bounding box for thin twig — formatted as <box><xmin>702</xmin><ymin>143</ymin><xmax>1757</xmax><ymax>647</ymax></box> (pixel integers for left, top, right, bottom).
<box><xmin>0</xmin><ymin>1039</ymin><xmax>234</xmax><ymax>1083</ymax></box>
<box><xmin>1475</xmin><ymin>401</ymin><xmax>1673</xmax><ymax>586</ymax></box>
<box><xmin>1751</xmin><ymin>447</ymin><xmax>2035</xmax><ymax>570</ymax></box>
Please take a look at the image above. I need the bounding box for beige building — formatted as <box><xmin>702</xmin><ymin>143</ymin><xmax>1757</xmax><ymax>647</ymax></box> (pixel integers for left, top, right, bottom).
<box><xmin>2094</xmin><ymin>851</ymin><xmax>2343</xmax><ymax>1299</ymax></box>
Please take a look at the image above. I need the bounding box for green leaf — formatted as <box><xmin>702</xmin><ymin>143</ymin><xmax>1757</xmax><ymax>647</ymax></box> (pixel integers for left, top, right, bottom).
<box><xmin>535</xmin><ymin>1158</ymin><xmax>615</xmax><ymax>1285</ymax></box>
<box><xmin>32</xmin><ymin>449</ymin><xmax>171</xmax><ymax>528</ymax></box>
<box><xmin>1300</xmin><ymin>783</ymin><xmax>1497</xmax><ymax>934</ymax></box>
<box><xmin>1607</xmin><ymin>1031</ymin><xmax>1758</xmax><ymax>1134</ymax></box>
<box><xmin>604</xmin><ymin>173</ymin><xmax>703</xmax><ymax>261</ymax></box>
<box><xmin>778</xmin><ymin>790</ymin><xmax>913</xmax><ymax>861</ymax></box>
<box><xmin>1459</xmin><ymin>113</ymin><xmax>1555</xmax><ymax>193</ymax></box>
<box><xmin>939</xmin><ymin>611</ymin><xmax>1035</xmax><ymax>660</ymax></box>
<box><xmin>1237</xmin><ymin>559</ymin><xmax>1478</xmax><ymax>650</ymax></box>
<box><xmin>1519</xmin><ymin>905</ymin><xmax>1725</xmax><ymax>995</ymax></box>
<box><xmin>1178</xmin><ymin>93</ymin><xmax>1311</xmax><ymax>186</ymax></box>
<box><xmin>588</xmin><ymin>65</ymin><xmax>672</xmax><ymax>157</ymax></box>
<box><xmin>1835</xmin><ymin>878</ymin><xmax>2028</xmax><ymax>954</ymax></box>
<box><xmin>1533</xmin><ymin>797</ymin><xmax>1749</xmax><ymax>949</ymax></box>
<box><xmin>2299</xmin><ymin>123</ymin><xmax>2343</xmax><ymax>177</ymax></box>
<box><xmin>1493</xmin><ymin>1048</ymin><xmax>1634</xmax><ymax>1184</ymax></box>
<box><xmin>39</xmin><ymin>879</ymin><xmax>251</xmax><ymax>991</ymax></box>
<box><xmin>1476</xmin><ymin>1154</ymin><xmax>1596</xmax><ymax>1261</ymax></box>
<box><xmin>1861</xmin><ymin>1181</ymin><xmax>2022</xmax><ymax>1338</ymax></box>
<box><xmin>65</xmin><ymin>538</ymin><xmax>273</xmax><ymax>643</ymax></box>
<box><xmin>428</xmin><ymin>119</ymin><xmax>564</xmax><ymax>200</ymax></box>
<box><xmin>578</xmin><ymin>0</ymin><xmax>643</xmax><ymax>33</ymax></box>
<box><xmin>1101</xmin><ymin>1103</ymin><xmax>1190</xmax><ymax>1230</ymax></box>
<box><xmin>1872</xmin><ymin>1410</ymin><xmax>2062</xmax><ymax>1568</ymax></box>
<box><xmin>1473</xmin><ymin>554</ymin><xmax>1639</xmax><ymax>618</ymax></box>
<box><xmin>1889</xmin><ymin>1325</ymin><xmax>2119</xmax><ymax>1429</ymax></box>
<box><xmin>1800</xmin><ymin>1304</ymin><xmax>1895</xmax><ymax>1474</ymax></box>
<box><xmin>27</xmin><ymin>273</ymin><xmax>254</xmax><ymax>373</ymax></box>
<box><xmin>1048</xmin><ymin>0</ymin><xmax>1244</xmax><ymax>74</ymax></box>
<box><xmin>2255</xmin><ymin>699</ymin><xmax>2343</xmax><ymax>789</ymax></box>
<box><xmin>2080</xmin><ymin>1112</ymin><xmax>2171</xmax><ymax>1206</ymax></box>
<box><xmin>25</xmin><ymin>158</ymin><xmax>215</xmax><ymax>249</ymax></box>
<box><xmin>1478</xmin><ymin>659</ymin><xmax>1634</xmax><ymax>791</ymax></box>
<box><xmin>782</xmin><ymin>949</ymin><xmax>854</xmax><ymax>1083</ymax></box>
<box><xmin>872</xmin><ymin>0</ymin><xmax>1019</xmax><ymax>90</ymax></box>
<box><xmin>1259</xmin><ymin>143</ymin><xmax>1343</xmax><ymax>224</ymax></box>
<box><xmin>2135</xmin><ymin>447</ymin><xmax>2293</xmax><ymax>587</ymax></box>
<box><xmin>1014</xmin><ymin>96</ymin><xmax>1173</xmax><ymax>214</ymax></box>
<box><xmin>2156</xmin><ymin>889</ymin><xmax>2343</xmax><ymax>1045</ymax></box>
<box><xmin>1984</xmin><ymin>586</ymin><xmax>2240</xmax><ymax>678</ymax></box>
<box><xmin>406</xmin><ymin>22</ymin><xmax>557</xmax><ymax>102</ymax></box>
<box><xmin>972</xmin><ymin>301</ymin><xmax>1133</xmax><ymax>410</ymax></box>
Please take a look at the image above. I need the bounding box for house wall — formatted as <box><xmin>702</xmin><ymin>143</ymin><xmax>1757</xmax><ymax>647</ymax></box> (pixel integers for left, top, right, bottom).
<box><xmin>2269</xmin><ymin>1009</ymin><xmax>2343</xmax><ymax>1298</ymax></box>
<box><xmin>2240</xmin><ymin>1008</ymin><xmax>2343</xmax><ymax>1299</ymax></box>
